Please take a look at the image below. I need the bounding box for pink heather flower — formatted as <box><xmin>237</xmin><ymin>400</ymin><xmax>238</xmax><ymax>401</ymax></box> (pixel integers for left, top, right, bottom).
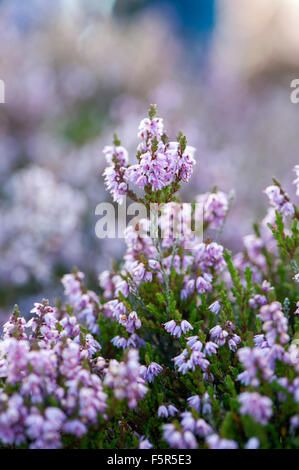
<box><xmin>245</xmin><ymin>438</ymin><xmax>260</xmax><ymax>449</ymax></box>
<box><xmin>111</xmin><ymin>336</ymin><xmax>129</xmax><ymax>350</ymax></box>
<box><xmin>263</xmin><ymin>185</ymin><xmax>284</xmax><ymax>206</ymax></box>
<box><xmin>61</xmin><ymin>273</ymin><xmax>100</xmax><ymax>334</ymax></box>
<box><xmin>3</xmin><ymin>310</ymin><xmax>27</xmax><ymax>341</ymax></box>
<box><xmin>208</xmin><ymin>300</ymin><xmax>221</xmax><ymax>315</ymax></box>
<box><xmin>114</xmin><ymin>277</ymin><xmax>129</xmax><ymax>298</ymax></box>
<box><xmin>146</xmin><ymin>362</ymin><xmax>163</xmax><ymax>383</ymax></box>
<box><xmin>183</xmin><ymin>431</ymin><xmax>198</xmax><ymax>449</ymax></box>
<box><xmin>259</xmin><ymin>302</ymin><xmax>289</xmax><ymax>346</ymax></box>
<box><xmin>168</xmin><ymin>404</ymin><xmax>179</xmax><ymax>417</ymax></box>
<box><xmin>209</xmin><ymin>325</ymin><xmax>228</xmax><ymax>346</ymax></box>
<box><xmin>180</xmin><ymin>412</ymin><xmax>213</xmax><ymax>438</ymax></box>
<box><xmin>120</xmin><ymin>311</ymin><xmax>141</xmax><ymax>334</ymax></box>
<box><xmin>180</xmin><ymin>278</ymin><xmax>195</xmax><ymax>299</ymax></box>
<box><xmin>290</xmin><ymin>415</ymin><xmax>299</xmax><ymax>429</ymax></box>
<box><xmin>204</xmin><ymin>341</ymin><xmax>219</xmax><ymax>356</ymax></box>
<box><xmin>196</xmin><ymin>273</ymin><xmax>213</xmax><ymax>294</ymax></box>
<box><xmin>158</xmin><ymin>405</ymin><xmax>169</xmax><ymax>418</ymax></box>
<box><xmin>139</xmin><ymin>150</ymin><xmax>171</xmax><ymax>191</ymax></box>
<box><xmin>196</xmin><ymin>242</ymin><xmax>226</xmax><ymax>274</ymax></box>
<box><xmin>187</xmin><ymin>395</ymin><xmax>201</xmax><ymax>413</ymax></box>
<box><xmin>243</xmin><ymin>234</ymin><xmax>265</xmax><ymax>268</ymax></box>
<box><xmin>177</xmin><ymin>146</ymin><xmax>196</xmax><ymax>183</ymax></box>
<box><xmin>102</xmin><ymin>145</ymin><xmax>128</xmax><ymax>166</ymax></box>
<box><xmin>238</xmin><ymin>392</ymin><xmax>273</xmax><ymax>425</ymax></box>
<box><xmin>237</xmin><ymin>347</ymin><xmax>273</xmax><ymax>386</ymax></box>
<box><xmin>138</xmin><ymin>117</ymin><xmax>164</xmax><ymax>140</ymax></box>
<box><xmin>261</xmin><ymin>280</ymin><xmax>274</xmax><ymax>292</ymax></box>
<box><xmin>228</xmin><ymin>339</ymin><xmax>237</xmax><ymax>352</ymax></box>
<box><xmin>186</xmin><ymin>336</ymin><xmax>202</xmax><ymax>351</ymax></box>
<box><xmin>189</xmin><ymin>351</ymin><xmax>210</xmax><ymax>372</ymax></box>
<box><xmin>195</xmin><ymin>419</ymin><xmax>213</xmax><ymax>437</ymax></box>
<box><xmin>180</xmin><ymin>412</ymin><xmax>196</xmax><ymax>432</ymax></box>
<box><xmin>202</xmin><ymin>392</ymin><xmax>212</xmax><ymax>415</ymax></box>
<box><xmin>293</xmin><ymin>273</ymin><xmax>299</xmax><ymax>283</ymax></box>
<box><xmin>105</xmin><ymin>299</ymin><xmax>126</xmax><ymax>319</ymax></box>
<box><xmin>139</xmin><ymin>436</ymin><xmax>153</xmax><ymax>449</ymax></box>
<box><xmin>148</xmin><ymin>259</ymin><xmax>160</xmax><ymax>270</ymax></box>
<box><xmin>180</xmin><ymin>320</ymin><xmax>193</xmax><ymax>335</ymax></box>
<box><xmin>206</xmin><ymin>434</ymin><xmax>238</xmax><ymax>449</ymax></box>
<box><xmin>103</xmin><ymin>166</ymin><xmax>127</xmax><ymax>204</ymax></box>
<box><xmin>63</xmin><ymin>420</ymin><xmax>87</xmax><ymax>437</ymax></box>
<box><xmin>173</xmin><ymin>349</ymin><xmax>189</xmax><ymax>374</ymax></box>
<box><xmin>226</xmin><ymin>321</ymin><xmax>236</xmax><ymax>331</ymax></box>
<box><xmin>131</xmin><ymin>262</ymin><xmax>146</xmax><ymax>282</ymax></box>
<box><xmin>254</xmin><ymin>334</ymin><xmax>269</xmax><ymax>349</ymax></box>
<box><xmin>110</xmin><ymin>334</ymin><xmax>144</xmax><ymax>350</ymax></box>
<box><xmin>263</xmin><ymin>185</ymin><xmax>294</xmax><ymax>218</ymax></box>
<box><xmin>196</xmin><ymin>191</ymin><xmax>229</xmax><ymax>230</ymax></box>
<box><xmin>163</xmin><ymin>423</ymin><xmax>197</xmax><ymax>449</ymax></box>
<box><xmin>104</xmin><ymin>350</ymin><xmax>147</xmax><ymax>409</ymax></box>
<box><xmin>249</xmin><ymin>295</ymin><xmax>267</xmax><ymax>309</ymax></box>
<box><xmin>164</xmin><ymin>320</ymin><xmax>176</xmax><ymax>336</ymax></box>
<box><xmin>164</xmin><ymin>320</ymin><xmax>193</xmax><ymax>338</ymax></box>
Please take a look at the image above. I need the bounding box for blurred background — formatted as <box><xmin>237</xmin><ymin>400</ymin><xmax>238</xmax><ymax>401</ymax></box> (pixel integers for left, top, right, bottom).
<box><xmin>0</xmin><ymin>0</ymin><xmax>299</xmax><ymax>318</ymax></box>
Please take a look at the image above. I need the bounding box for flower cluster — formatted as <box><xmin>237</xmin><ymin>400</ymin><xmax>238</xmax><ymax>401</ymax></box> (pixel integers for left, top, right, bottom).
<box><xmin>264</xmin><ymin>184</ymin><xmax>294</xmax><ymax>218</ymax></box>
<box><xmin>104</xmin><ymin>349</ymin><xmax>147</xmax><ymax>409</ymax></box>
<box><xmin>0</xmin><ymin>302</ymin><xmax>107</xmax><ymax>448</ymax></box>
<box><xmin>196</xmin><ymin>191</ymin><xmax>229</xmax><ymax>230</ymax></box>
<box><xmin>0</xmin><ymin>107</ymin><xmax>298</xmax><ymax>450</ymax></box>
<box><xmin>103</xmin><ymin>105</ymin><xmax>196</xmax><ymax>206</ymax></box>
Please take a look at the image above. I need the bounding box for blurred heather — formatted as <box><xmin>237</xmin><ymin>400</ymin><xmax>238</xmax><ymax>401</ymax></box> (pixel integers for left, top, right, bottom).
<box><xmin>0</xmin><ymin>0</ymin><xmax>298</xmax><ymax>317</ymax></box>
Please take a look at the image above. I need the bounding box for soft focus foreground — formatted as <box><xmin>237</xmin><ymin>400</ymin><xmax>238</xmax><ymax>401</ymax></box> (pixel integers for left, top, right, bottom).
<box><xmin>0</xmin><ymin>108</ymin><xmax>298</xmax><ymax>449</ymax></box>
<box><xmin>1</xmin><ymin>0</ymin><xmax>299</xmax><ymax>315</ymax></box>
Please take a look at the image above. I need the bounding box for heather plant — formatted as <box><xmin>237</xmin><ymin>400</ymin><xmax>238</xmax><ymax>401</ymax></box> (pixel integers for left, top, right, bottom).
<box><xmin>0</xmin><ymin>106</ymin><xmax>298</xmax><ymax>449</ymax></box>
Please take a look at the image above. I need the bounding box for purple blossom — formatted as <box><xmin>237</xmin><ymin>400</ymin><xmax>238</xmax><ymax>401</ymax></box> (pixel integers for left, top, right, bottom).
<box><xmin>104</xmin><ymin>349</ymin><xmax>147</xmax><ymax>409</ymax></box>
<box><xmin>208</xmin><ymin>300</ymin><xmax>221</xmax><ymax>315</ymax></box>
<box><xmin>245</xmin><ymin>437</ymin><xmax>260</xmax><ymax>449</ymax></box>
<box><xmin>264</xmin><ymin>185</ymin><xmax>294</xmax><ymax>218</ymax></box>
<box><xmin>145</xmin><ymin>362</ymin><xmax>163</xmax><ymax>383</ymax></box>
<box><xmin>238</xmin><ymin>392</ymin><xmax>273</xmax><ymax>425</ymax></box>
<box><xmin>259</xmin><ymin>302</ymin><xmax>289</xmax><ymax>346</ymax></box>
<box><xmin>196</xmin><ymin>273</ymin><xmax>213</xmax><ymax>294</ymax></box>
<box><xmin>168</xmin><ymin>404</ymin><xmax>179</xmax><ymax>417</ymax></box>
<box><xmin>164</xmin><ymin>319</ymin><xmax>193</xmax><ymax>338</ymax></box>
<box><xmin>158</xmin><ymin>405</ymin><xmax>169</xmax><ymax>418</ymax></box>
<box><xmin>197</xmin><ymin>191</ymin><xmax>229</xmax><ymax>230</ymax></box>
<box><xmin>103</xmin><ymin>145</ymin><xmax>128</xmax><ymax>166</ymax></box>
<box><xmin>187</xmin><ymin>395</ymin><xmax>201</xmax><ymax>413</ymax></box>
<box><xmin>204</xmin><ymin>341</ymin><xmax>219</xmax><ymax>356</ymax></box>
<box><xmin>163</xmin><ymin>423</ymin><xmax>197</xmax><ymax>449</ymax></box>
<box><xmin>103</xmin><ymin>165</ymin><xmax>128</xmax><ymax>204</ymax></box>
<box><xmin>206</xmin><ymin>434</ymin><xmax>238</xmax><ymax>449</ymax></box>
<box><xmin>249</xmin><ymin>295</ymin><xmax>267</xmax><ymax>309</ymax></box>
<box><xmin>139</xmin><ymin>436</ymin><xmax>153</xmax><ymax>449</ymax></box>
<box><xmin>209</xmin><ymin>325</ymin><xmax>228</xmax><ymax>346</ymax></box>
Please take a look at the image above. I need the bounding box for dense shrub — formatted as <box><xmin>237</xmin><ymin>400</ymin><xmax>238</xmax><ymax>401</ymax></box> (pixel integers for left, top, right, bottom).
<box><xmin>0</xmin><ymin>106</ymin><xmax>298</xmax><ymax>449</ymax></box>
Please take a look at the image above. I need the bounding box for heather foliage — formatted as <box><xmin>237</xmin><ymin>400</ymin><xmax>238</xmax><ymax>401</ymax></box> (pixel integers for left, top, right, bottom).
<box><xmin>0</xmin><ymin>106</ymin><xmax>298</xmax><ymax>449</ymax></box>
